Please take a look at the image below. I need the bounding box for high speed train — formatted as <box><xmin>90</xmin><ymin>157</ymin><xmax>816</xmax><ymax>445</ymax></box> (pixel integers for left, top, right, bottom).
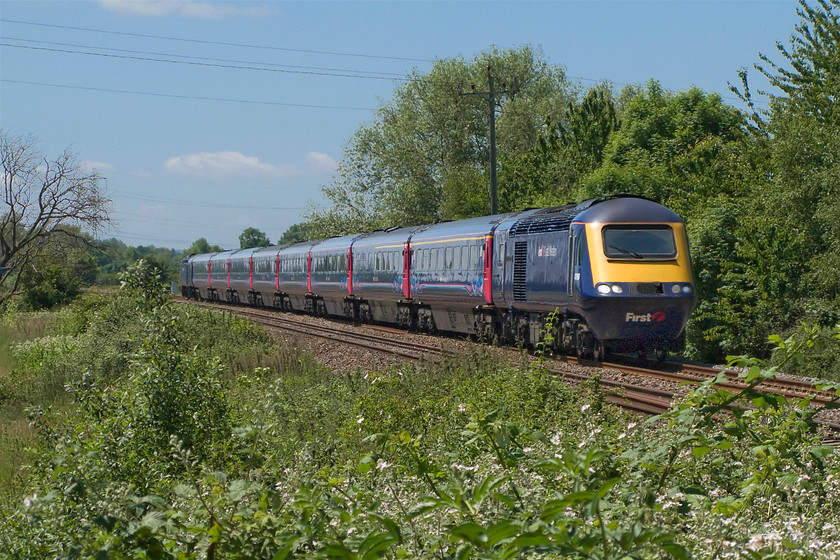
<box><xmin>180</xmin><ymin>195</ymin><xmax>696</xmax><ymax>361</ymax></box>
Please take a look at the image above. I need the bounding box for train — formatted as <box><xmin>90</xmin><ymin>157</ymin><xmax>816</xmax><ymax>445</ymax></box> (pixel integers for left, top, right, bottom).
<box><xmin>180</xmin><ymin>195</ymin><xmax>696</xmax><ymax>361</ymax></box>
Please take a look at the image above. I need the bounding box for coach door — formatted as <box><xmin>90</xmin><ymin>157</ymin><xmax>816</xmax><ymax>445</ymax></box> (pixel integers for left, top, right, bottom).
<box><xmin>569</xmin><ymin>227</ymin><xmax>583</xmax><ymax>302</ymax></box>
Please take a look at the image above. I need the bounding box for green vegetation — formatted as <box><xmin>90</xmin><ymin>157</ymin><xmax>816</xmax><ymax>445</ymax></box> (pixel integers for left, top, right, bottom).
<box><xmin>239</xmin><ymin>227</ymin><xmax>271</xmax><ymax>249</ymax></box>
<box><xmin>0</xmin><ymin>260</ymin><xmax>839</xmax><ymax>558</ymax></box>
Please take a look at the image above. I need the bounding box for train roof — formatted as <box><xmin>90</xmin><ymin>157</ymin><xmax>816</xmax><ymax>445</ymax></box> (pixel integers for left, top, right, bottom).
<box><xmin>351</xmin><ymin>225</ymin><xmax>426</xmax><ymax>250</ymax></box>
<box><xmin>508</xmin><ymin>195</ymin><xmax>681</xmax><ymax>236</ymax></box>
<box><xmin>310</xmin><ymin>233</ymin><xmax>366</xmax><ymax>252</ymax></box>
<box><xmin>410</xmin><ymin>212</ymin><xmax>516</xmax><ymax>242</ymax></box>
<box><xmin>575</xmin><ymin>195</ymin><xmax>682</xmax><ymax>224</ymax></box>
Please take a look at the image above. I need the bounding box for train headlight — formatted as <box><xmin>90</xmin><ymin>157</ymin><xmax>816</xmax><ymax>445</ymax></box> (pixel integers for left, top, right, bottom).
<box><xmin>671</xmin><ymin>284</ymin><xmax>681</xmax><ymax>294</ymax></box>
<box><xmin>682</xmin><ymin>285</ymin><xmax>693</xmax><ymax>294</ymax></box>
<box><xmin>597</xmin><ymin>283</ymin><xmax>624</xmax><ymax>294</ymax></box>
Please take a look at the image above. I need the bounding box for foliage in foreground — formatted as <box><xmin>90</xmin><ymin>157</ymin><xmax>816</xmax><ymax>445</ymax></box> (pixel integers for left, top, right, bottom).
<box><xmin>1</xmin><ymin>264</ymin><xmax>840</xmax><ymax>558</ymax></box>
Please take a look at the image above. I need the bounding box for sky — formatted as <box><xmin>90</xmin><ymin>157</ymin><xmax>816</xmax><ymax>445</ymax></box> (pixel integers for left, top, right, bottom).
<box><xmin>1</xmin><ymin>0</ymin><xmax>801</xmax><ymax>251</ymax></box>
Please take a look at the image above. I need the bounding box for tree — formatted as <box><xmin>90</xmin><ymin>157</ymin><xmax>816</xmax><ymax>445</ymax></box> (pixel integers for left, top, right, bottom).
<box><xmin>276</xmin><ymin>222</ymin><xmax>313</xmax><ymax>245</ymax></box>
<box><xmin>239</xmin><ymin>227</ymin><xmax>271</xmax><ymax>249</ymax></box>
<box><xmin>1</xmin><ymin>132</ymin><xmax>110</xmax><ymax>305</ymax></box>
<box><xmin>306</xmin><ymin>46</ymin><xmax>574</xmax><ymax>237</ymax></box>
<box><xmin>755</xmin><ymin>0</ymin><xmax>840</xmax><ymax>128</ymax></box>
<box><xmin>183</xmin><ymin>237</ymin><xmax>222</xmax><ymax>256</ymax></box>
<box><xmin>499</xmin><ymin>84</ymin><xmax>618</xmax><ymax>210</ymax></box>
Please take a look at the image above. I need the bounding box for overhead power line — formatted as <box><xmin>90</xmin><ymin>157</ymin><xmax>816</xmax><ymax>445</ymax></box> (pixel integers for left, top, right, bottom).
<box><xmin>1</xmin><ymin>43</ymin><xmax>406</xmax><ymax>81</ymax></box>
<box><xmin>1</xmin><ymin>79</ymin><xmax>375</xmax><ymax>111</ymax></box>
<box><xmin>110</xmin><ymin>188</ymin><xmax>305</xmax><ymax>211</ymax></box>
<box><xmin>1</xmin><ymin>19</ymin><xmax>433</xmax><ymax>63</ymax></box>
<box><xmin>4</xmin><ymin>37</ymin><xmax>408</xmax><ymax>78</ymax></box>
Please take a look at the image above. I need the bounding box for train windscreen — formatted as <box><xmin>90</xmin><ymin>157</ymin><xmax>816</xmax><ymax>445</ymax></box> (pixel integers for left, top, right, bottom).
<box><xmin>601</xmin><ymin>225</ymin><xmax>676</xmax><ymax>260</ymax></box>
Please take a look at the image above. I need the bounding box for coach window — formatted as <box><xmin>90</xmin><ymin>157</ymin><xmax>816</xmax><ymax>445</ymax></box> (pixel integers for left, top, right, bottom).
<box><xmin>445</xmin><ymin>247</ymin><xmax>453</xmax><ymax>269</ymax></box>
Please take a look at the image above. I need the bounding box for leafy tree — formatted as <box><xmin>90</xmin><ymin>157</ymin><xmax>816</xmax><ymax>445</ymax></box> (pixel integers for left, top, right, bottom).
<box><xmin>238</xmin><ymin>227</ymin><xmax>271</xmax><ymax>249</ymax></box>
<box><xmin>89</xmin><ymin>238</ymin><xmax>182</xmax><ymax>285</ymax></box>
<box><xmin>499</xmin><ymin>84</ymin><xmax>619</xmax><ymax>210</ymax></box>
<box><xmin>708</xmin><ymin>0</ymin><xmax>840</xmax><ymax>362</ymax></box>
<box><xmin>184</xmin><ymin>237</ymin><xmax>223</xmax><ymax>256</ymax></box>
<box><xmin>1</xmin><ymin>132</ymin><xmax>110</xmax><ymax>305</ymax></box>
<box><xmin>755</xmin><ymin>0</ymin><xmax>840</xmax><ymax>128</ymax></box>
<box><xmin>306</xmin><ymin>46</ymin><xmax>574</xmax><ymax>236</ymax></box>
<box><xmin>276</xmin><ymin>222</ymin><xmax>314</xmax><ymax>245</ymax></box>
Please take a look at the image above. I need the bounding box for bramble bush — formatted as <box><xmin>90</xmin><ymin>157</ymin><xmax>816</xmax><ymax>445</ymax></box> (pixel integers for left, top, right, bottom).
<box><xmin>1</xmin><ymin>261</ymin><xmax>840</xmax><ymax>558</ymax></box>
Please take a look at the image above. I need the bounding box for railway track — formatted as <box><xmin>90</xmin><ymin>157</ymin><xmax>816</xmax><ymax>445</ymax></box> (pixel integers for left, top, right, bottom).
<box><xmin>181</xmin><ymin>299</ymin><xmax>840</xmax><ymax>432</ymax></box>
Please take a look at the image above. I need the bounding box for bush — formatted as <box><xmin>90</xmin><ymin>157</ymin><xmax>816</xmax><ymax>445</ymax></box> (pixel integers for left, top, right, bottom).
<box><xmin>2</xmin><ymin>258</ymin><xmax>840</xmax><ymax>558</ymax></box>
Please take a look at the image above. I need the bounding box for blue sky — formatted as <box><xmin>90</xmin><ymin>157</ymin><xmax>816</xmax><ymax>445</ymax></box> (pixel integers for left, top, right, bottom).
<box><xmin>1</xmin><ymin>0</ymin><xmax>799</xmax><ymax>250</ymax></box>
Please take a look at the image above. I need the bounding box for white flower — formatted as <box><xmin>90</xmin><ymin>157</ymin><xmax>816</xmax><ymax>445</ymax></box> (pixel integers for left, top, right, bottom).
<box><xmin>357</xmin><ymin>416</ymin><xmax>364</xmax><ymax>424</ymax></box>
<box><xmin>581</xmin><ymin>404</ymin><xmax>591</xmax><ymax>412</ymax></box>
<box><xmin>458</xmin><ymin>403</ymin><xmax>466</xmax><ymax>412</ymax></box>
<box><xmin>550</xmin><ymin>433</ymin><xmax>562</xmax><ymax>445</ymax></box>
<box><xmin>376</xmin><ymin>459</ymin><xmax>391</xmax><ymax>471</ymax></box>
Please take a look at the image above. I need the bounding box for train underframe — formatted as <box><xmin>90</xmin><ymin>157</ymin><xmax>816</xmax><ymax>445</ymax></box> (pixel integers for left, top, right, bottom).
<box><xmin>181</xmin><ymin>287</ymin><xmax>681</xmax><ymax>362</ymax></box>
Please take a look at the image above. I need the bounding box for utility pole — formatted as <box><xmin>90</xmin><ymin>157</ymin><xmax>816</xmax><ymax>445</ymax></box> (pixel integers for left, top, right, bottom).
<box><xmin>459</xmin><ymin>66</ymin><xmax>517</xmax><ymax>215</ymax></box>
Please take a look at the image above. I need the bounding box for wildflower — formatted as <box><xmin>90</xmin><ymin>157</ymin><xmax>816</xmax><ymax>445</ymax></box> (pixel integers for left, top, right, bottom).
<box><xmin>357</xmin><ymin>416</ymin><xmax>364</xmax><ymax>424</ymax></box>
<box><xmin>376</xmin><ymin>459</ymin><xmax>391</xmax><ymax>471</ymax></box>
<box><xmin>550</xmin><ymin>433</ymin><xmax>562</xmax><ymax>445</ymax></box>
<box><xmin>457</xmin><ymin>403</ymin><xmax>466</xmax><ymax>412</ymax></box>
<box><xmin>580</xmin><ymin>404</ymin><xmax>591</xmax><ymax>412</ymax></box>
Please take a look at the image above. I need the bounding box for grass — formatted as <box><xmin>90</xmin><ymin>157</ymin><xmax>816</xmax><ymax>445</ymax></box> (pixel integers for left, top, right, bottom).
<box><xmin>0</xmin><ymin>313</ymin><xmax>56</xmax><ymax>496</ymax></box>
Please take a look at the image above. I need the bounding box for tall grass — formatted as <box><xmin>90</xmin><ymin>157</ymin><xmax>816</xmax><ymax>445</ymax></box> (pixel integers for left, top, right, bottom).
<box><xmin>0</xmin><ymin>312</ymin><xmax>54</xmax><ymax>496</ymax></box>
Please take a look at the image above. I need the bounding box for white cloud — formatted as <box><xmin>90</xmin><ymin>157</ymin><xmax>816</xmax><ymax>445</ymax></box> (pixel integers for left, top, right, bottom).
<box><xmin>164</xmin><ymin>150</ymin><xmax>335</xmax><ymax>179</ymax></box>
<box><xmin>81</xmin><ymin>160</ymin><xmax>114</xmax><ymax>173</ymax></box>
<box><xmin>304</xmin><ymin>152</ymin><xmax>338</xmax><ymax>173</ymax></box>
<box><xmin>99</xmin><ymin>0</ymin><xmax>274</xmax><ymax>18</ymax></box>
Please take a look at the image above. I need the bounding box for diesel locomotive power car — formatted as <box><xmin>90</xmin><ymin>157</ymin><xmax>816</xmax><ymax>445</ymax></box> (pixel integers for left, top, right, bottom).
<box><xmin>180</xmin><ymin>195</ymin><xmax>696</xmax><ymax>361</ymax></box>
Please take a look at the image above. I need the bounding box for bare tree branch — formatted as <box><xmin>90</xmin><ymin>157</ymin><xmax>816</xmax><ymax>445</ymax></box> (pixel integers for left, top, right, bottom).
<box><xmin>1</xmin><ymin>131</ymin><xmax>112</xmax><ymax>304</ymax></box>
